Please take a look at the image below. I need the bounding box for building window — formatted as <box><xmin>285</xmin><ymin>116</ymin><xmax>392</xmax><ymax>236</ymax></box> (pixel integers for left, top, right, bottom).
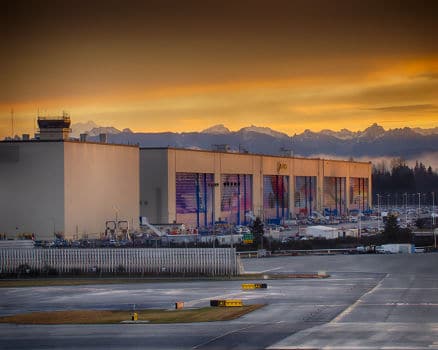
<box><xmin>263</xmin><ymin>175</ymin><xmax>289</xmax><ymax>224</ymax></box>
<box><xmin>294</xmin><ymin>176</ymin><xmax>317</xmax><ymax>216</ymax></box>
<box><xmin>349</xmin><ymin>177</ymin><xmax>369</xmax><ymax>211</ymax></box>
<box><xmin>220</xmin><ymin>174</ymin><xmax>252</xmax><ymax>225</ymax></box>
<box><xmin>175</xmin><ymin>172</ymin><xmax>214</xmax><ymax>228</ymax></box>
<box><xmin>323</xmin><ymin>177</ymin><xmax>346</xmax><ymax>216</ymax></box>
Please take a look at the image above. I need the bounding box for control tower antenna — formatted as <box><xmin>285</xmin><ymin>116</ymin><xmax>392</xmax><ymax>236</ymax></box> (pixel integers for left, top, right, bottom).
<box><xmin>35</xmin><ymin>108</ymin><xmax>39</xmax><ymax>138</ymax></box>
<box><xmin>11</xmin><ymin>108</ymin><xmax>14</xmax><ymax>138</ymax></box>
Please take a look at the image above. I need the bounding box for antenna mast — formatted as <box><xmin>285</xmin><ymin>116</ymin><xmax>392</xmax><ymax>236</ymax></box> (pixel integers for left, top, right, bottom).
<box><xmin>11</xmin><ymin>108</ymin><xmax>15</xmax><ymax>138</ymax></box>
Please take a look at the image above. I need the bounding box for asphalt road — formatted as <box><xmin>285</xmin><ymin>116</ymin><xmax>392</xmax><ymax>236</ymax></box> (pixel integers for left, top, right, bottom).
<box><xmin>1</xmin><ymin>254</ymin><xmax>437</xmax><ymax>349</ymax></box>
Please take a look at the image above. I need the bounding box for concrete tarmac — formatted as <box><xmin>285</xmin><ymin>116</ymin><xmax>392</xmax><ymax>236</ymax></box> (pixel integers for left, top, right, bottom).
<box><xmin>1</xmin><ymin>253</ymin><xmax>437</xmax><ymax>349</ymax></box>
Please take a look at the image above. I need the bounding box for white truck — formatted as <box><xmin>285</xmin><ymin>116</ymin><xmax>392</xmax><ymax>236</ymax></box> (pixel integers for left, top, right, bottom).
<box><xmin>376</xmin><ymin>243</ymin><xmax>414</xmax><ymax>254</ymax></box>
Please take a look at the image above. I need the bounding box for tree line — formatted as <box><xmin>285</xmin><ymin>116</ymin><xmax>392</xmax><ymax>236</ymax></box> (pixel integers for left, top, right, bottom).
<box><xmin>372</xmin><ymin>159</ymin><xmax>438</xmax><ymax>205</ymax></box>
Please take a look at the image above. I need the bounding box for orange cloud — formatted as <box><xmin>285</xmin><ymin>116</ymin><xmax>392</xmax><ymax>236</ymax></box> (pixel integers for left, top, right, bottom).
<box><xmin>2</xmin><ymin>56</ymin><xmax>438</xmax><ymax>139</ymax></box>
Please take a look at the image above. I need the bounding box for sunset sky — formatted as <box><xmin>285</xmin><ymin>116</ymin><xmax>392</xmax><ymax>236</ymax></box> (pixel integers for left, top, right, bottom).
<box><xmin>1</xmin><ymin>0</ymin><xmax>437</xmax><ymax>139</ymax></box>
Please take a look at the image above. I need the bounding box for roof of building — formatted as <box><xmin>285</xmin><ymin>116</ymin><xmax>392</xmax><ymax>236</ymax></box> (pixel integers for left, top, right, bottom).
<box><xmin>139</xmin><ymin>146</ymin><xmax>372</xmax><ymax>165</ymax></box>
<box><xmin>0</xmin><ymin>140</ymin><xmax>139</xmax><ymax>148</ymax></box>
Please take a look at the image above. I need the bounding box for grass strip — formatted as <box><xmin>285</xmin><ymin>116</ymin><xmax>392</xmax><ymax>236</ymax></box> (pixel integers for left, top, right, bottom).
<box><xmin>0</xmin><ymin>273</ymin><xmax>328</xmax><ymax>288</ymax></box>
<box><xmin>0</xmin><ymin>305</ymin><xmax>264</xmax><ymax>324</ymax></box>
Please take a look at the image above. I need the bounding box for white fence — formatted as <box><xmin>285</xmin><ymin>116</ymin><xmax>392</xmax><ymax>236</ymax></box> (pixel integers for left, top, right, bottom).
<box><xmin>0</xmin><ymin>248</ymin><xmax>240</xmax><ymax>276</ymax></box>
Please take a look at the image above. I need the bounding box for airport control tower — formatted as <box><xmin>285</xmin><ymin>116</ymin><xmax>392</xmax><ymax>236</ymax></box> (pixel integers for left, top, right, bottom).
<box><xmin>37</xmin><ymin>112</ymin><xmax>71</xmax><ymax>141</ymax></box>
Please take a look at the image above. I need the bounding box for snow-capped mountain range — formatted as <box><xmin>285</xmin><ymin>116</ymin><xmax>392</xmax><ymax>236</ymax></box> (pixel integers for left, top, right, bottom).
<box><xmin>71</xmin><ymin>121</ymin><xmax>133</xmax><ymax>137</ymax></box>
<box><xmin>71</xmin><ymin>121</ymin><xmax>438</xmax><ymax>164</ymax></box>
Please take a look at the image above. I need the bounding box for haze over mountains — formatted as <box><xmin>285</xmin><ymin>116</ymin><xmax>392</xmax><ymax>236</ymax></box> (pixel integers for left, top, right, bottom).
<box><xmin>72</xmin><ymin>122</ymin><xmax>438</xmax><ymax>168</ymax></box>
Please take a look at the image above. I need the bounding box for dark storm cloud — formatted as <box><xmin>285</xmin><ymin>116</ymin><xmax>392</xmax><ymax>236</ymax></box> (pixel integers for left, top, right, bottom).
<box><xmin>415</xmin><ymin>73</ymin><xmax>438</xmax><ymax>80</ymax></box>
<box><xmin>364</xmin><ymin>104</ymin><xmax>438</xmax><ymax>112</ymax></box>
<box><xmin>338</xmin><ymin>79</ymin><xmax>438</xmax><ymax>106</ymax></box>
<box><xmin>2</xmin><ymin>0</ymin><xmax>437</xmax><ymax>104</ymax></box>
<box><xmin>2</xmin><ymin>0</ymin><xmax>438</xmax><ymax>50</ymax></box>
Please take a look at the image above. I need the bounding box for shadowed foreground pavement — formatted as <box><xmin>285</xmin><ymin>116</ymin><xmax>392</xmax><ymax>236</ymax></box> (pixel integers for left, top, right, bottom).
<box><xmin>1</xmin><ymin>254</ymin><xmax>437</xmax><ymax>349</ymax></box>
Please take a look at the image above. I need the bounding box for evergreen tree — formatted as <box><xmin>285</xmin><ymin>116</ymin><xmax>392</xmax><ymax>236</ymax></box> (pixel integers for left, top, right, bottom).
<box><xmin>372</xmin><ymin>158</ymin><xmax>438</xmax><ymax>205</ymax></box>
<box><xmin>383</xmin><ymin>214</ymin><xmax>413</xmax><ymax>243</ymax></box>
<box><xmin>250</xmin><ymin>217</ymin><xmax>264</xmax><ymax>249</ymax></box>
<box><xmin>383</xmin><ymin>215</ymin><xmax>399</xmax><ymax>242</ymax></box>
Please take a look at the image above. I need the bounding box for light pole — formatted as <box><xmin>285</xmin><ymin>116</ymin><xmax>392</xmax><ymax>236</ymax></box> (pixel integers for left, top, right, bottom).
<box><xmin>432</xmin><ymin>192</ymin><xmax>436</xmax><ymax>227</ymax></box>
<box><xmin>229</xmin><ymin>191</ymin><xmax>236</xmax><ymax>250</ymax></box>
<box><xmin>230</xmin><ymin>222</ymin><xmax>234</xmax><ymax>249</ymax></box>
<box><xmin>387</xmin><ymin>194</ymin><xmax>391</xmax><ymax>211</ymax></box>
<box><xmin>377</xmin><ymin>194</ymin><xmax>381</xmax><ymax>232</ymax></box>
<box><xmin>404</xmin><ymin>192</ymin><xmax>408</xmax><ymax>225</ymax></box>
<box><xmin>434</xmin><ymin>229</ymin><xmax>437</xmax><ymax>249</ymax></box>
<box><xmin>51</xmin><ymin>218</ymin><xmax>56</xmax><ymax>239</ymax></box>
<box><xmin>259</xmin><ymin>205</ymin><xmax>265</xmax><ymax>250</ymax></box>
<box><xmin>358</xmin><ymin>211</ymin><xmax>361</xmax><ymax>239</ymax></box>
<box><xmin>113</xmin><ymin>205</ymin><xmax>119</xmax><ymax>240</ymax></box>
<box><xmin>208</xmin><ymin>182</ymin><xmax>218</xmax><ymax>248</ymax></box>
<box><xmin>417</xmin><ymin>193</ymin><xmax>421</xmax><ymax>217</ymax></box>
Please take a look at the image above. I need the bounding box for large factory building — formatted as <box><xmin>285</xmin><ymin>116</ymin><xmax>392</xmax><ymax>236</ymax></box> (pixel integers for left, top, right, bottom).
<box><xmin>1</xmin><ymin>115</ymin><xmax>372</xmax><ymax>240</ymax></box>
<box><xmin>140</xmin><ymin>148</ymin><xmax>372</xmax><ymax>227</ymax></box>
<box><xmin>0</xmin><ymin>116</ymin><xmax>139</xmax><ymax>241</ymax></box>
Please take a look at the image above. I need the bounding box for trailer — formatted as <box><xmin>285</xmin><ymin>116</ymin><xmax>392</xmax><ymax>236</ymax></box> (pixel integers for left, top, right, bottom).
<box><xmin>376</xmin><ymin>243</ymin><xmax>415</xmax><ymax>254</ymax></box>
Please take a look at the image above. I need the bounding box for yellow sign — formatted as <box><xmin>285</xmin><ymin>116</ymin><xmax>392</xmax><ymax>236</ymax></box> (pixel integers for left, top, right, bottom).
<box><xmin>277</xmin><ymin>162</ymin><xmax>287</xmax><ymax>172</ymax></box>
<box><xmin>242</xmin><ymin>283</ymin><xmax>268</xmax><ymax>289</ymax></box>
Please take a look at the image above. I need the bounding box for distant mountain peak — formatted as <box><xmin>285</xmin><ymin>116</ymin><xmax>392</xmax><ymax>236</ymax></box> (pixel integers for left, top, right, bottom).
<box><xmin>359</xmin><ymin>123</ymin><xmax>386</xmax><ymax>140</ymax></box>
<box><xmin>68</xmin><ymin>120</ymin><xmax>438</xmax><ymax>166</ymax></box>
<box><xmin>238</xmin><ymin>125</ymin><xmax>289</xmax><ymax>138</ymax></box>
<box><xmin>71</xmin><ymin>120</ymin><xmax>100</xmax><ymax>137</ymax></box>
<box><xmin>302</xmin><ymin>129</ymin><xmax>318</xmax><ymax>136</ymax></box>
<box><xmin>386</xmin><ymin>127</ymin><xmax>419</xmax><ymax>138</ymax></box>
<box><xmin>412</xmin><ymin>126</ymin><xmax>438</xmax><ymax>136</ymax></box>
<box><xmin>365</xmin><ymin>123</ymin><xmax>384</xmax><ymax>131</ymax></box>
<box><xmin>320</xmin><ymin>128</ymin><xmax>357</xmax><ymax>140</ymax></box>
<box><xmin>88</xmin><ymin>126</ymin><xmax>122</xmax><ymax>136</ymax></box>
<box><xmin>201</xmin><ymin>124</ymin><xmax>231</xmax><ymax>134</ymax></box>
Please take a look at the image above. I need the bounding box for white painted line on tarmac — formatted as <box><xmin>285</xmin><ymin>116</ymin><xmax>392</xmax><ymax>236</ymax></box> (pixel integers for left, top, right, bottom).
<box><xmin>331</xmin><ymin>273</ymin><xmax>389</xmax><ymax>323</ymax></box>
<box><xmin>244</xmin><ymin>267</ymin><xmax>284</xmax><ymax>273</ymax></box>
<box><xmin>192</xmin><ymin>325</ymin><xmax>255</xmax><ymax>349</ymax></box>
<box><xmin>382</xmin><ymin>347</ymin><xmax>437</xmax><ymax>350</ymax></box>
<box><xmin>269</xmin><ymin>346</ymin><xmax>432</xmax><ymax>350</ymax></box>
<box><xmin>260</xmin><ymin>267</ymin><xmax>284</xmax><ymax>273</ymax></box>
<box><xmin>325</xmin><ymin>278</ymin><xmax>378</xmax><ymax>281</ymax></box>
<box><xmin>380</xmin><ymin>287</ymin><xmax>438</xmax><ymax>290</ymax></box>
<box><xmin>364</xmin><ymin>303</ymin><xmax>438</xmax><ymax>306</ymax></box>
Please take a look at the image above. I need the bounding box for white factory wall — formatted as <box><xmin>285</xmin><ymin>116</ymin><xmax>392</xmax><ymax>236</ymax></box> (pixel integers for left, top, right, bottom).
<box><xmin>140</xmin><ymin>148</ymin><xmax>372</xmax><ymax>225</ymax></box>
<box><xmin>0</xmin><ymin>142</ymin><xmax>65</xmax><ymax>240</ymax></box>
<box><xmin>64</xmin><ymin>142</ymin><xmax>139</xmax><ymax>239</ymax></box>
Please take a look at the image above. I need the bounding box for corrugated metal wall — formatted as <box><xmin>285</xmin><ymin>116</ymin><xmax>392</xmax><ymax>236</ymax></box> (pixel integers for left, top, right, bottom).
<box><xmin>0</xmin><ymin>248</ymin><xmax>239</xmax><ymax>276</ymax></box>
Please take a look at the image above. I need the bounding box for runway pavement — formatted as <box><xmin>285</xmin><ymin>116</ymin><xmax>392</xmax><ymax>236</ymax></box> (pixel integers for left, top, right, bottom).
<box><xmin>0</xmin><ymin>253</ymin><xmax>437</xmax><ymax>349</ymax></box>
